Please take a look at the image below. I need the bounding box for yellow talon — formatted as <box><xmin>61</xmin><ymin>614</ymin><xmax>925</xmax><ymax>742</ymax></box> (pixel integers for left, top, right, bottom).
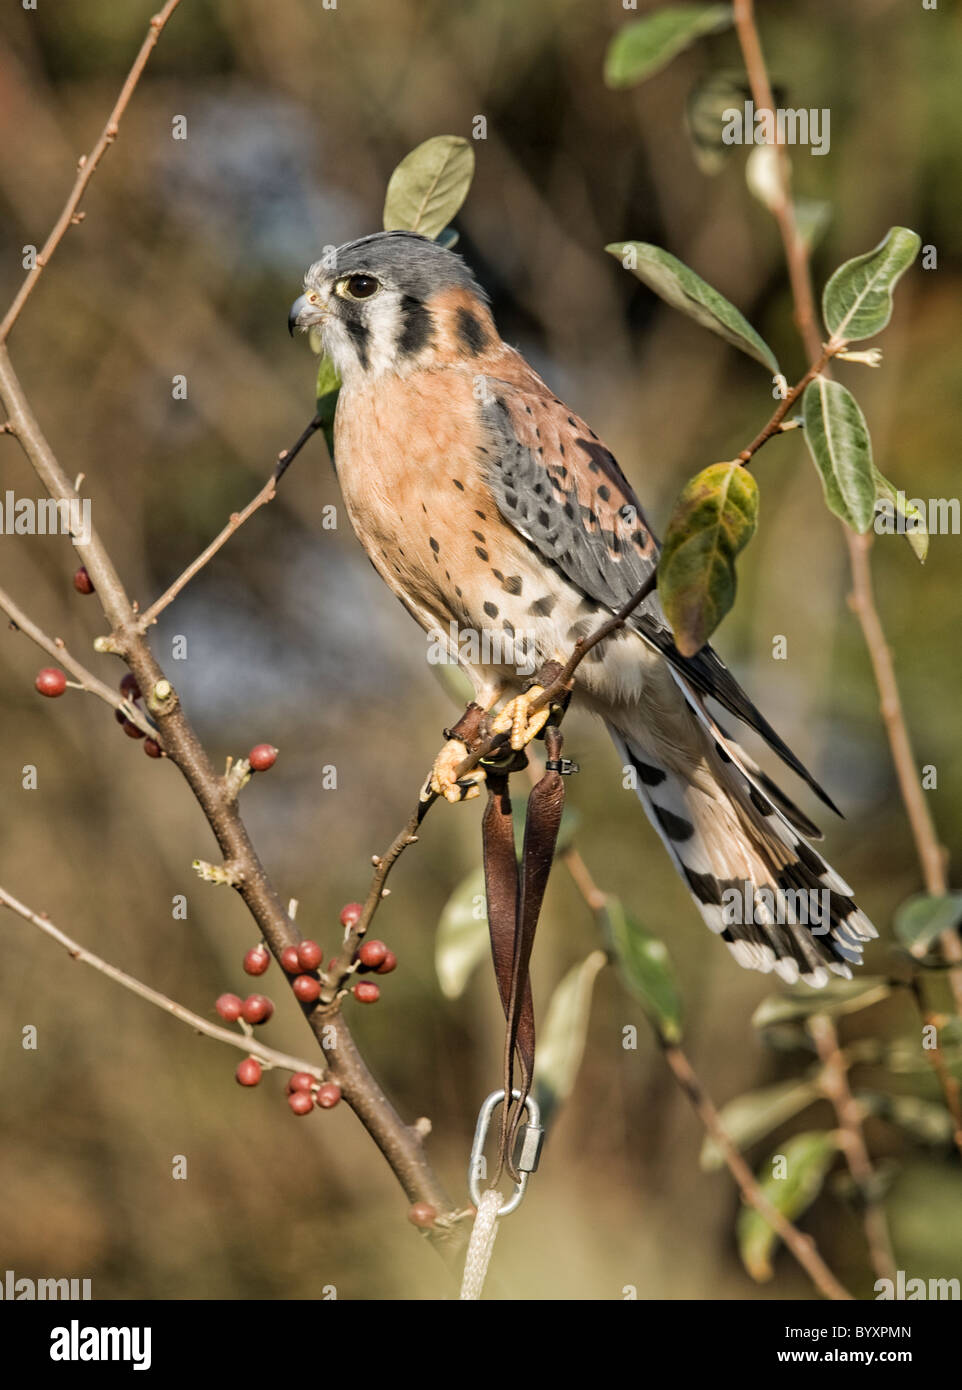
<box><xmin>423</xmin><ymin>738</ymin><xmax>486</xmax><ymax>804</ymax></box>
<box><xmin>491</xmin><ymin>687</ymin><xmax>551</xmax><ymax>751</ymax></box>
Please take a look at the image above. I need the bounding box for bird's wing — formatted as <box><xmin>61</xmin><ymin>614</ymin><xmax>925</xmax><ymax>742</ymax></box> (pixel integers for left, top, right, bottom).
<box><xmin>477</xmin><ymin>366</ymin><xmax>839</xmax><ymax>816</ymax></box>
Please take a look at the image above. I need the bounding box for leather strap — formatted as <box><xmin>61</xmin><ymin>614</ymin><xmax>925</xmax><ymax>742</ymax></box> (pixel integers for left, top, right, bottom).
<box><xmin>481</xmin><ymin>724</ymin><xmax>567</xmax><ymax>1182</ymax></box>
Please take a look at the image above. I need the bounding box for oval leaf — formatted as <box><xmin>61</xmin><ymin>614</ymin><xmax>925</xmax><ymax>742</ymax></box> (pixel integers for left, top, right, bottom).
<box><xmin>606</xmin><ymin>897</ymin><xmax>683</xmax><ymax>1043</ymax></box>
<box><xmin>856</xmin><ymin>1092</ymin><xmax>956</xmax><ymax>1147</ymax></box>
<box><xmin>700</xmin><ymin>1079</ymin><xmax>821</xmax><ymax>1172</ymax></box>
<box><xmin>315</xmin><ymin>353</ymin><xmax>341</xmax><ymax>456</ymax></box>
<box><xmin>822</xmin><ymin>227</ymin><xmax>921</xmax><ymax>344</ymax></box>
<box><xmin>604</xmin><ymin>5</ymin><xmax>733</xmax><ymax>89</ymax></box>
<box><xmin>659</xmin><ymin>461</ymin><xmax>758</xmax><ymax>657</ymax></box>
<box><xmin>382</xmin><ymin>135</ymin><xmax>475</xmax><ymax>241</ymax></box>
<box><xmin>606</xmin><ymin>241</ymin><xmax>779</xmax><ymax>374</ymax></box>
<box><xmin>802</xmin><ymin>378</ymin><xmax>876</xmax><ymax>532</ymax></box>
<box><xmin>873</xmin><ymin>466</ymin><xmax>928</xmax><ymax>562</ymax></box>
<box><xmin>687</xmin><ymin>70</ymin><xmax>752</xmax><ymax>176</ymax></box>
<box><xmin>752</xmin><ymin>976</ymin><xmax>891</xmax><ymax>1028</ymax></box>
<box><xmin>893</xmin><ymin>892</ymin><xmax>962</xmax><ymax>958</ymax></box>
<box><xmin>737</xmin><ymin>1131</ymin><xmax>838</xmax><ymax>1281</ymax></box>
<box><xmin>533</xmin><ymin>950</ymin><xmax>608</xmax><ymax>1125</ymax></box>
<box><xmin>435</xmin><ymin>867</ymin><xmax>488</xmax><ymax>1000</ymax></box>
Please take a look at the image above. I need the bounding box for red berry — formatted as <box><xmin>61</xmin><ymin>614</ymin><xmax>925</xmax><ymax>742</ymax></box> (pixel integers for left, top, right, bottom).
<box><xmin>315</xmin><ymin>1082</ymin><xmax>342</xmax><ymax>1110</ymax></box>
<box><xmin>243</xmin><ymin>945</ymin><xmax>271</xmax><ymax>976</ymax></box>
<box><xmin>235</xmin><ymin>1057</ymin><xmax>262</xmax><ymax>1087</ymax></box>
<box><xmin>376</xmin><ymin>950</ymin><xmax>398</xmax><ymax>976</ymax></box>
<box><xmin>339</xmin><ymin>903</ymin><xmax>363</xmax><ymax>929</ymax></box>
<box><xmin>249</xmin><ymin>744</ymin><xmax>277</xmax><ymax>771</ymax></box>
<box><xmin>241</xmin><ymin>994</ymin><xmax>274</xmax><ymax>1025</ymax></box>
<box><xmin>297</xmin><ymin>939</ymin><xmax>323</xmax><ymax>971</ymax></box>
<box><xmin>119</xmin><ymin>673</ymin><xmax>141</xmax><ymax>701</ymax></box>
<box><xmin>143</xmin><ymin>738</ymin><xmax>163</xmax><ymax>758</ymax></box>
<box><xmin>280</xmin><ymin>946</ymin><xmax>301</xmax><ymax>974</ymax></box>
<box><xmin>408</xmin><ymin>1203</ymin><xmax>437</xmax><ymax>1228</ymax></box>
<box><xmin>292</xmin><ymin>974</ymin><xmax>321</xmax><ymax>1003</ymax></box>
<box><xmin>288</xmin><ymin>1090</ymin><xmax>314</xmax><ymax>1115</ymax></box>
<box><xmin>215</xmin><ymin>993</ymin><xmax>243</xmax><ymax>1022</ymax></box>
<box><xmin>287</xmin><ymin>1071</ymin><xmax>315</xmax><ymax>1094</ymax></box>
<box><xmin>121</xmin><ymin>717</ymin><xmax>145</xmax><ymax>739</ymax></box>
<box><xmin>73</xmin><ymin>566</ymin><xmax>95</xmax><ymax>595</ymax></box>
<box><xmin>358</xmin><ymin>939</ymin><xmax>387</xmax><ymax>969</ymax></box>
<box><xmin>35</xmin><ymin>667</ymin><xmax>67</xmax><ymax>698</ymax></box>
<box><xmin>353</xmin><ymin>981</ymin><xmax>380</xmax><ymax>1004</ymax></box>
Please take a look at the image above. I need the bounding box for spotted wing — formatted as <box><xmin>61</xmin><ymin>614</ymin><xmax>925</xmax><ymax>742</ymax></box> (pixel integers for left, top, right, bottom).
<box><xmin>478</xmin><ymin>376</ymin><xmax>839</xmax><ymax>815</ymax></box>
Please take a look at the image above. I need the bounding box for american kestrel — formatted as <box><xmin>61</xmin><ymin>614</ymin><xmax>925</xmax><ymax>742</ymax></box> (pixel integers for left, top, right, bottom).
<box><xmin>290</xmin><ymin>231</ymin><xmax>876</xmax><ymax>988</ymax></box>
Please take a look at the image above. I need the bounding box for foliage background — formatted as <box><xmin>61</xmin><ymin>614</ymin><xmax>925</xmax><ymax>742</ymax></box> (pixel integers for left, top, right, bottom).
<box><xmin>0</xmin><ymin>0</ymin><xmax>959</xmax><ymax>1299</ymax></box>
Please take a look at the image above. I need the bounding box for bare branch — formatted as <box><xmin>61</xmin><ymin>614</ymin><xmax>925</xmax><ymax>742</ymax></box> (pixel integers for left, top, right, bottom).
<box><xmin>0</xmin><ymin>583</ymin><xmax>156</xmax><ymax>740</ymax></box>
<box><xmin>0</xmin><ymin>0</ymin><xmax>185</xmax><ymax>344</ymax></box>
<box><xmin>0</xmin><ymin>883</ymin><xmax>325</xmax><ymax>1081</ymax></box>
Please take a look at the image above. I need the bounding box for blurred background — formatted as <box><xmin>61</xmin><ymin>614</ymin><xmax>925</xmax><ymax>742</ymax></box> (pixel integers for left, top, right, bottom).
<box><xmin>0</xmin><ymin>0</ymin><xmax>959</xmax><ymax>1300</ymax></box>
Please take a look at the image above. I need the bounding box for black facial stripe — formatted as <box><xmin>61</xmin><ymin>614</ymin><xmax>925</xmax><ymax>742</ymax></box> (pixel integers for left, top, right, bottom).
<box><xmin>342</xmin><ymin>312</ymin><xmax>370</xmax><ymax>370</ymax></box>
<box><xmin>397</xmin><ymin>295</ymin><xmax>435</xmax><ymax>357</ymax></box>
<box><xmin>455</xmin><ymin>306</ymin><xmax>488</xmax><ymax>355</ymax></box>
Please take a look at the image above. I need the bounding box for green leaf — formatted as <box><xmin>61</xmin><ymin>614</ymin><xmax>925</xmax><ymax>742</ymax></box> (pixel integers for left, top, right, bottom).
<box><xmin>382</xmin><ymin>135</ymin><xmax>475</xmax><ymax>240</ymax></box>
<box><xmin>873</xmin><ymin>466</ymin><xmax>928</xmax><ymax>562</ymax></box>
<box><xmin>737</xmin><ymin>1131</ymin><xmax>838</xmax><ymax>1281</ymax></box>
<box><xmin>604</xmin><ymin>5</ymin><xmax>733</xmax><ymax>89</ymax></box>
<box><xmin>533</xmin><ymin>950</ymin><xmax>608</xmax><ymax>1125</ymax></box>
<box><xmin>700</xmin><ymin>1079</ymin><xmax>821</xmax><ymax>1171</ymax></box>
<box><xmin>606</xmin><ymin>897</ymin><xmax>683</xmax><ymax>1043</ymax></box>
<box><xmin>659</xmin><ymin>461</ymin><xmax>759</xmax><ymax>657</ymax></box>
<box><xmin>752</xmin><ymin>976</ymin><xmax>891</xmax><ymax>1028</ymax></box>
<box><xmin>857</xmin><ymin>1092</ymin><xmax>956</xmax><ymax>1147</ymax></box>
<box><xmin>822</xmin><ymin>227</ymin><xmax>921</xmax><ymax>344</ymax></box>
<box><xmin>435</xmin><ymin>867</ymin><xmax>489</xmax><ymax>1000</ymax></box>
<box><xmin>893</xmin><ymin>892</ymin><xmax>962</xmax><ymax>957</ymax></box>
<box><xmin>606</xmin><ymin>241</ymin><xmax>779</xmax><ymax>374</ymax></box>
<box><xmin>802</xmin><ymin>378</ymin><xmax>876</xmax><ymax>532</ymax></box>
<box><xmin>686</xmin><ymin>70</ymin><xmax>751</xmax><ymax>176</ymax></box>
<box><xmin>315</xmin><ymin>353</ymin><xmax>341</xmax><ymax>457</ymax></box>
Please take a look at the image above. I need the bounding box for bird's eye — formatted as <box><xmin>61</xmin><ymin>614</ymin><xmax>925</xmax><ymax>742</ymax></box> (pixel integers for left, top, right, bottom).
<box><xmin>341</xmin><ymin>273</ymin><xmax>380</xmax><ymax>300</ymax></box>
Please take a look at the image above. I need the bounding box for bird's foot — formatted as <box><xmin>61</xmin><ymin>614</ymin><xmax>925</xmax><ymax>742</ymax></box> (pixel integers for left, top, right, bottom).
<box><xmin>422</xmin><ymin>738</ymin><xmax>486</xmax><ymax>804</ymax></box>
<box><xmin>489</xmin><ymin>686</ymin><xmax>551</xmax><ymax>751</ymax></box>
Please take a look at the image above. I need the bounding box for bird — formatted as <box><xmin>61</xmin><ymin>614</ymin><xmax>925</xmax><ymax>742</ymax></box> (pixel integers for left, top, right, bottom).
<box><xmin>289</xmin><ymin>230</ymin><xmax>876</xmax><ymax>988</ymax></box>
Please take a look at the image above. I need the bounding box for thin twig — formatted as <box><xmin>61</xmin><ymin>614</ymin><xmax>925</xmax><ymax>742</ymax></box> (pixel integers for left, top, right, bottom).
<box><xmin>0</xmin><ymin>0</ymin><xmax>184</xmax><ymax>344</ymax></box>
<box><xmin>137</xmin><ymin>415</ymin><xmax>324</xmax><ymax>631</ymax></box>
<box><xmin>809</xmin><ymin>1014</ymin><xmax>897</xmax><ymax>1283</ymax></box>
<box><xmin>0</xmin><ymin>583</ymin><xmax>156</xmax><ymax>740</ymax></box>
<box><xmin>0</xmin><ymin>883</ymin><xmax>325</xmax><ymax>1081</ymax></box>
<box><xmin>663</xmin><ymin>1042</ymin><xmax>852</xmax><ymax>1300</ymax></box>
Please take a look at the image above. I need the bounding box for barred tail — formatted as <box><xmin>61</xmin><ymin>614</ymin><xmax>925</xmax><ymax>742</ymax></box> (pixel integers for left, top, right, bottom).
<box><xmin>606</xmin><ymin>717</ymin><xmax>877</xmax><ymax>989</ymax></box>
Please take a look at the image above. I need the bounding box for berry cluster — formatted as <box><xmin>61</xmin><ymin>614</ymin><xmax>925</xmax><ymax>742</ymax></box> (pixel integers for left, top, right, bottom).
<box><xmin>216</xmin><ymin>901</ymin><xmax>399</xmax><ymax>1112</ymax></box>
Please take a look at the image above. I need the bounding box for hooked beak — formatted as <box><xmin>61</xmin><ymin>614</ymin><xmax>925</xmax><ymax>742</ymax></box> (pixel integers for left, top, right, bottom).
<box><xmin>288</xmin><ymin>293</ymin><xmax>308</xmax><ymax>337</ymax></box>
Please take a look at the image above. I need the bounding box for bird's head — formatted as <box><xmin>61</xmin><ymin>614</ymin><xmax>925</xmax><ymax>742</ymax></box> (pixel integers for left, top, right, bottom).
<box><xmin>289</xmin><ymin>230</ymin><xmax>497</xmax><ymax>387</ymax></box>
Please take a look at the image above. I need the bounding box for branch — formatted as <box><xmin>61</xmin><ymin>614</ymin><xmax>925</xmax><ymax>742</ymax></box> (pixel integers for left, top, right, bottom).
<box><xmin>137</xmin><ymin>414</ymin><xmax>325</xmax><ymax>632</ymax></box>
<box><xmin>0</xmin><ymin>344</ymin><xmax>460</xmax><ymax>1252</ymax></box>
<box><xmin>733</xmin><ymin>2</ymin><xmax>957</xmax><ymax>996</ymax></box>
<box><xmin>0</xmin><ymin>583</ymin><xmax>157</xmax><ymax>740</ymax></box>
<box><xmin>662</xmin><ymin>1042</ymin><xmax>852</xmax><ymax>1300</ymax></box>
<box><xmin>809</xmin><ymin>1014</ymin><xmax>897</xmax><ymax>1283</ymax></box>
<box><xmin>0</xmin><ymin>883</ymin><xmax>325</xmax><ymax>1081</ymax></box>
<box><xmin>0</xmin><ymin>0</ymin><xmax>184</xmax><ymax>344</ymax></box>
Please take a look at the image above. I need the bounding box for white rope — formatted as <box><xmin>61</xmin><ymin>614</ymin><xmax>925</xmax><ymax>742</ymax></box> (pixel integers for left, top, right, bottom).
<box><xmin>459</xmin><ymin>1189</ymin><xmax>504</xmax><ymax>1300</ymax></box>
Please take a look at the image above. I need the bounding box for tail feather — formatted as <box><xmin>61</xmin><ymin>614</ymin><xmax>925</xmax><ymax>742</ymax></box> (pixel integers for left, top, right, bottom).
<box><xmin>607</xmin><ymin>712</ymin><xmax>876</xmax><ymax>989</ymax></box>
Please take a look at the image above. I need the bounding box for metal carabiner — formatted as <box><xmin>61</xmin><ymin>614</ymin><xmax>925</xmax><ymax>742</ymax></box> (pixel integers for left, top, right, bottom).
<box><xmin>468</xmin><ymin>1089</ymin><xmax>544</xmax><ymax>1217</ymax></box>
